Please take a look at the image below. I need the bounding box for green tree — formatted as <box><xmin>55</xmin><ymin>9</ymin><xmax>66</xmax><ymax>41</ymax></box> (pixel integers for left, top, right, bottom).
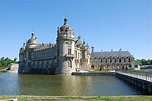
<box><xmin>141</xmin><ymin>59</ymin><xmax>147</xmax><ymax>65</ymax></box>
<box><xmin>13</xmin><ymin>58</ymin><xmax>17</xmax><ymax>62</ymax></box>
<box><xmin>147</xmin><ymin>59</ymin><xmax>151</xmax><ymax>65</ymax></box>
<box><xmin>0</xmin><ymin>57</ymin><xmax>18</xmax><ymax>70</ymax></box>
<box><xmin>150</xmin><ymin>60</ymin><xmax>152</xmax><ymax>65</ymax></box>
<box><xmin>134</xmin><ymin>59</ymin><xmax>142</xmax><ymax>66</ymax></box>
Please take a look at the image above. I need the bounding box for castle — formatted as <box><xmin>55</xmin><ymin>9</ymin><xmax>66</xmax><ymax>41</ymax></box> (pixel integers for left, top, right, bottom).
<box><xmin>19</xmin><ymin>18</ymin><xmax>134</xmax><ymax>75</ymax></box>
<box><xmin>18</xmin><ymin>18</ymin><xmax>91</xmax><ymax>74</ymax></box>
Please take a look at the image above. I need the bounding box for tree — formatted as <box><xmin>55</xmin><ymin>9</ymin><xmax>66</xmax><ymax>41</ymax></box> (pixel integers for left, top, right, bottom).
<box><xmin>147</xmin><ymin>59</ymin><xmax>151</xmax><ymax>65</ymax></box>
<box><xmin>141</xmin><ymin>59</ymin><xmax>147</xmax><ymax>65</ymax></box>
<box><xmin>13</xmin><ymin>58</ymin><xmax>17</xmax><ymax>62</ymax></box>
<box><xmin>134</xmin><ymin>59</ymin><xmax>142</xmax><ymax>66</ymax></box>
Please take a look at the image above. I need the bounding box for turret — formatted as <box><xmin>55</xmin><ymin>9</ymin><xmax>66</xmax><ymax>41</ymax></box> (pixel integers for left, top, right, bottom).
<box><xmin>26</xmin><ymin>32</ymin><xmax>38</xmax><ymax>48</ymax></box>
<box><xmin>56</xmin><ymin>18</ymin><xmax>76</xmax><ymax>74</ymax></box>
<box><xmin>18</xmin><ymin>43</ymin><xmax>26</xmax><ymax>73</ymax></box>
<box><xmin>24</xmin><ymin>32</ymin><xmax>38</xmax><ymax>73</ymax></box>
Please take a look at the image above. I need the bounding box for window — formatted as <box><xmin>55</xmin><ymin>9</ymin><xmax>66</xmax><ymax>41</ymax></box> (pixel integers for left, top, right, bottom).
<box><xmin>82</xmin><ymin>50</ymin><xmax>85</xmax><ymax>59</ymax></box>
<box><xmin>115</xmin><ymin>59</ymin><xmax>117</xmax><ymax>62</ymax></box>
<box><xmin>124</xmin><ymin>58</ymin><xmax>126</xmax><ymax>62</ymax></box>
<box><xmin>68</xmin><ymin>48</ymin><xmax>71</xmax><ymax>55</ymax></box>
<box><xmin>67</xmin><ymin>43</ymin><xmax>71</xmax><ymax>55</ymax></box>
<box><xmin>75</xmin><ymin>51</ymin><xmax>77</xmax><ymax>58</ymax></box>
<box><xmin>119</xmin><ymin>58</ymin><xmax>121</xmax><ymax>62</ymax></box>
<box><xmin>28</xmin><ymin>52</ymin><xmax>31</xmax><ymax>59</ymax></box>
<box><xmin>129</xmin><ymin>58</ymin><xmax>131</xmax><ymax>62</ymax></box>
<box><xmin>68</xmin><ymin>60</ymin><xmax>72</xmax><ymax>67</ymax></box>
<box><xmin>106</xmin><ymin>59</ymin><xmax>107</xmax><ymax>63</ymax></box>
<box><xmin>101</xmin><ymin>59</ymin><xmax>102</xmax><ymax>63</ymax></box>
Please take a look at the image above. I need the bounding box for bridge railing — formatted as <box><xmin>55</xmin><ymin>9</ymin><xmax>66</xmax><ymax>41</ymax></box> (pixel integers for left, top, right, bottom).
<box><xmin>116</xmin><ymin>70</ymin><xmax>152</xmax><ymax>82</ymax></box>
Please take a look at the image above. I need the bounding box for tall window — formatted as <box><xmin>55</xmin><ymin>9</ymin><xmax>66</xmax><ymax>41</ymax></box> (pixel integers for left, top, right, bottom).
<box><xmin>115</xmin><ymin>58</ymin><xmax>117</xmax><ymax>63</ymax></box>
<box><xmin>106</xmin><ymin>59</ymin><xmax>107</xmax><ymax>63</ymax></box>
<box><xmin>28</xmin><ymin>52</ymin><xmax>31</xmax><ymax>59</ymax></box>
<box><xmin>68</xmin><ymin>48</ymin><xmax>71</xmax><ymax>55</ymax></box>
<box><xmin>67</xmin><ymin>43</ymin><xmax>71</xmax><ymax>55</ymax></box>
<box><xmin>75</xmin><ymin>51</ymin><xmax>77</xmax><ymax>58</ymax></box>
<box><xmin>82</xmin><ymin>50</ymin><xmax>85</xmax><ymax>59</ymax></box>
<box><xmin>110</xmin><ymin>58</ymin><xmax>112</xmax><ymax>63</ymax></box>
<box><xmin>68</xmin><ymin>60</ymin><xmax>72</xmax><ymax>67</ymax></box>
<box><xmin>129</xmin><ymin>58</ymin><xmax>131</xmax><ymax>62</ymax></box>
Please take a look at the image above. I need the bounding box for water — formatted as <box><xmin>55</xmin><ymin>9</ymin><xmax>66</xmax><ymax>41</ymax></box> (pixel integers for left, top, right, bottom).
<box><xmin>0</xmin><ymin>73</ymin><xmax>140</xmax><ymax>96</ymax></box>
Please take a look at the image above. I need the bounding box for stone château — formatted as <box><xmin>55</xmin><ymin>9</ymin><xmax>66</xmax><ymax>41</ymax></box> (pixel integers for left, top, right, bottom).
<box><xmin>18</xmin><ymin>18</ymin><xmax>91</xmax><ymax>74</ymax></box>
<box><xmin>19</xmin><ymin>18</ymin><xmax>134</xmax><ymax>74</ymax></box>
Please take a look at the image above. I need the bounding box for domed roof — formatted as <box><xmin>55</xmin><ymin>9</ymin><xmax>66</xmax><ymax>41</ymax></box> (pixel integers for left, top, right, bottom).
<box><xmin>27</xmin><ymin>32</ymin><xmax>38</xmax><ymax>45</ymax></box>
<box><xmin>20</xmin><ymin>43</ymin><xmax>25</xmax><ymax>50</ymax></box>
<box><xmin>20</xmin><ymin>47</ymin><xmax>25</xmax><ymax>50</ymax></box>
<box><xmin>59</xmin><ymin>17</ymin><xmax>73</xmax><ymax>32</ymax></box>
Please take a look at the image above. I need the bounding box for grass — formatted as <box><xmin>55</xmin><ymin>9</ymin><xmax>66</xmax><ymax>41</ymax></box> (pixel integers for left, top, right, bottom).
<box><xmin>89</xmin><ymin>70</ymin><xmax>111</xmax><ymax>72</ymax></box>
<box><xmin>0</xmin><ymin>96</ymin><xmax>152</xmax><ymax>101</ymax></box>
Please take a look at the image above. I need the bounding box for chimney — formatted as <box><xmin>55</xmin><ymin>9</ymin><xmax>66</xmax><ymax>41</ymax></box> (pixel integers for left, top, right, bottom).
<box><xmin>119</xmin><ymin>49</ymin><xmax>122</xmax><ymax>51</ymax></box>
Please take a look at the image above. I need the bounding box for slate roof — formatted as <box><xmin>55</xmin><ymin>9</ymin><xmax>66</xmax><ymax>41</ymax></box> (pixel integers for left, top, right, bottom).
<box><xmin>75</xmin><ymin>37</ymin><xmax>83</xmax><ymax>46</ymax></box>
<box><xmin>91</xmin><ymin>51</ymin><xmax>132</xmax><ymax>58</ymax></box>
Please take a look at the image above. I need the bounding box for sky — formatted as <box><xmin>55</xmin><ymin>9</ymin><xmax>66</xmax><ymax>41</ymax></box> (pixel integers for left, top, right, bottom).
<box><xmin>0</xmin><ymin>0</ymin><xmax>152</xmax><ymax>60</ymax></box>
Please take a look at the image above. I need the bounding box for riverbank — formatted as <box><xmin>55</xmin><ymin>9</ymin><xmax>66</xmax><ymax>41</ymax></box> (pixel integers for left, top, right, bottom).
<box><xmin>0</xmin><ymin>96</ymin><xmax>152</xmax><ymax>101</ymax></box>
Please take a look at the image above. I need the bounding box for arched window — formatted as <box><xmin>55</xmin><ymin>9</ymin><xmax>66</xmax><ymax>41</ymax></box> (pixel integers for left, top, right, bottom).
<box><xmin>101</xmin><ymin>59</ymin><xmax>102</xmax><ymax>63</ymax></box>
<box><xmin>110</xmin><ymin>58</ymin><xmax>112</xmax><ymax>63</ymax></box>
<box><xmin>46</xmin><ymin>61</ymin><xmax>49</xmax><ymax>68</ymax></box>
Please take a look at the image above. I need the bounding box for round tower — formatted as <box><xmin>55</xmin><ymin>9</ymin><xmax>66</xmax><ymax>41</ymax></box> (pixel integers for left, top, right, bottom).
<box><xmin>25</xmin><ymin>32</ymin><xmax>38</xmax><ymax>73</ymax></box>
<box><xmin>18</xmin><ymin>43</ymin><xmax>25</xmax><ymax>73</ymax></box>
<box><xmin>56</xmin><ymin>17</ymin><xmax>76</xmax><ymax>74</ymax></box>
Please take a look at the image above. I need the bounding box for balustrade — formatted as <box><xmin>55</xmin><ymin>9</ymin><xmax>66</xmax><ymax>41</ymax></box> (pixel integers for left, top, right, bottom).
<box><xmin>116</xmin><ymin>70</ymin><xmax>152</xmax><ymax>82</ymax></box>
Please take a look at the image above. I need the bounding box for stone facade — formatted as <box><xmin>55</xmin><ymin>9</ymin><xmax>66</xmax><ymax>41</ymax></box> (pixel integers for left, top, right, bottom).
<box><xmin>19</xmin><ymin>18</ymin><xmax>134</xmax><ymax>74</ymax></box>
<box><xmin>91</xmin><ymin>48</ymin><xmax>134</xmax><ymax>70</ymax></box>
<box><xmin>18</xmin><ymin>18</ymin><xmax>91</xmax><ymax>74</ymax></box>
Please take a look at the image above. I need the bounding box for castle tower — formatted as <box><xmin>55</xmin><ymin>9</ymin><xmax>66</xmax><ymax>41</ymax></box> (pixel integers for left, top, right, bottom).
<box><xmin>56</xmin><ymin>18</ymin><xmax>76</xmax><ymax>74</ymax></box>
<box><xmin>25</xmin><ymin>32</ymin><xmax>38</xmax><ymax>73</ymax></box>
<box><xmin>18</xmin><ymin>43</ymin><xmax>25</xmax><ymax>73</ymax></box>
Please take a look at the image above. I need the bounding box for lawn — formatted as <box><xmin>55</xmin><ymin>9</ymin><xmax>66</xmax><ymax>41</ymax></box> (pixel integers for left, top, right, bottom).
<box><xmin>0</xmin><ymin>96</ymin><xmax>152</xmax><ymax>101</ymax></box>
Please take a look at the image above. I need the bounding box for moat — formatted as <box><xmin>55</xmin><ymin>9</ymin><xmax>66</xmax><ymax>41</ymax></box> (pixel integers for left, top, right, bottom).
<box><xmin>0</xmin><ymin>73</ymin><xmax>141</xmax><ymax>96</ymax></box>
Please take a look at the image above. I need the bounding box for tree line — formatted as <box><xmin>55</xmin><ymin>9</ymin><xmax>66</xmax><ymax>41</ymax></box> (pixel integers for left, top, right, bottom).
<box><xmin>0</xmin><ymin>57</ymin><xmax>18</xmax><ymax>70</ymax></box>
<box><xmin>134</xmin><ymin>59</ymin><xmax>152</xmax><ymax>66</ymax></box>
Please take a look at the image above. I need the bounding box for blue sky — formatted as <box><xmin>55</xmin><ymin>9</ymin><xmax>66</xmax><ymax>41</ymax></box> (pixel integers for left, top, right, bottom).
<box><xmin>0</xmin><ymin>0</ymin><xmax>151</xmax><ymax>60</ymax></box>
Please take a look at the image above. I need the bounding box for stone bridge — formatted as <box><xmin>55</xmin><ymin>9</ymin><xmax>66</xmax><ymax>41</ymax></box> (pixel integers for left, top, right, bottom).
<box><xmin>116</xmin><ymin>71</ymin><xmax>152</xmax><ymax>95</ymax></box>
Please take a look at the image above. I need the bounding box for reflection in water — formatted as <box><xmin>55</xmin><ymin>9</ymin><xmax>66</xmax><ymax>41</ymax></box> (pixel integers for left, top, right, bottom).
<box><xmin>0</xmin><ymin>73</ymin><xmax>140</xmax><ymax>96</ymax></box>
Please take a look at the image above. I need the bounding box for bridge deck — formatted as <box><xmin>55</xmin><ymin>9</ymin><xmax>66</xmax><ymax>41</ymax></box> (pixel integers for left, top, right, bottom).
<box><xmin>116</xmin><ymin>71</ymin><xmax>152</xmax><ymax>82</ymax></box>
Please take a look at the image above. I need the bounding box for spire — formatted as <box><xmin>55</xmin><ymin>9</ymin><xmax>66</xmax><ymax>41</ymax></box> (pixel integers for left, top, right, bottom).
<box><xmin>64</xmin><ymin>17</ymin><xmax>68</xmax><ymax>25</ymax></box>
<box><xmin>83</xmin><ymin>39</ymin><xmax>85</xmax><ymax>45</ymax></box>
<box><xmin>92</xmin><ymin>46</ymin><xmax>94</xmax><ymax>52</ymax></box>
<box><xmin>78</xmin><ymin>36</ymin><xmax>81</xmax><ymax>39</ymax></box>
<box><xmin>31</xmin><ymin>32</ymin><xmax>34</xmax><ymax>38</ymax></box>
